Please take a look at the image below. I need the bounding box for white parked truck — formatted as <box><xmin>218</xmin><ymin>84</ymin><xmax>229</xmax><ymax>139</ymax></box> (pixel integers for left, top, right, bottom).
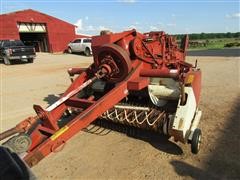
<box><xmin>67</xmin><ymin>38</ymin><xmax>92</xmax><ymax>56</ymax></box>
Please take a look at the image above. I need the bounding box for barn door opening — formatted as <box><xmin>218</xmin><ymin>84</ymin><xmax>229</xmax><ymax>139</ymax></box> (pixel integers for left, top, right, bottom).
<box><xmin>18</xmin><ymin>22</ymin><xmax>49</xmax><ymax>52</ymax></box>
<box><xmin>19</xmin><ymin>33</ymin><xmax>49</xmax><ymax>52</ymax></box>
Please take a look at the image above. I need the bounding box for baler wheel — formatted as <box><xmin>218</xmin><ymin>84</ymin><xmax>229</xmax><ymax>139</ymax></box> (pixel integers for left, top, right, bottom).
<box><xmin>191</xmin><ymin>128</ymin><xmax>202</xmax><ymax>154</ymax></box>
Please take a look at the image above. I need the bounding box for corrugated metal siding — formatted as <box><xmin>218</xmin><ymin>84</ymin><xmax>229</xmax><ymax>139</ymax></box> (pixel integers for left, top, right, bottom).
<box><xmin>0</xmin><ymin>15</ymin><xmax>19</xmax><ymax>40</ymax></box>
<box><xmin>0</xmin><ymin>9</ymin><xmax>83</xmax><ymax>53</ymax></box>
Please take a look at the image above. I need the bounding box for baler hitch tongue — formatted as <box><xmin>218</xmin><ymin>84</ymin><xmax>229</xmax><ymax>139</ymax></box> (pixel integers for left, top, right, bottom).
<box><xmin>0</xmin><ymin>67</ymin><xmax>107</xmax><ymax>142</ymax></box>
<box><xmin>0</xmin><ymin>116</ymin><xmax>38</xmax><ymax>142</ymax></box>
<box><xmin>0</xmin><ymin>128</ymin><xmax>22</xmax><ymax>142</ymax></box>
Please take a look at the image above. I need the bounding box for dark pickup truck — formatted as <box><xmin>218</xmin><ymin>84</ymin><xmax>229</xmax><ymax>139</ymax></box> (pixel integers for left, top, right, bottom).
<box><xmin>0</xmin><ymin>40</ymin><xmax>36</xmax><ymax>65</ymax></box>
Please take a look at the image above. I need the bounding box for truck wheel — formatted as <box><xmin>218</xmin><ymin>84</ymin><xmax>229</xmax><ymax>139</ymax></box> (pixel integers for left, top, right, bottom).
<box><xmin>191</xmin><ymin>128</ymin><xmax>202</xmax><ymax>154</ymax></box>
<box><xmin>68</xmin><ymin>47</ymin><xmax>72</xmax><ymax>54</ymax></box>
<box><xmin>3</xmin><ymin>57</ymin><xmax>11</xmax><ymax>65</ymax></box>
<box><xmin>84</xmin><ymin>48</ymin><xmax>90</xmax><ymax>56</ymax></box>
<box><xmin>28</xmin><ymin>58</ymin><xmax>34</xmax><ymax>63</ymax></box>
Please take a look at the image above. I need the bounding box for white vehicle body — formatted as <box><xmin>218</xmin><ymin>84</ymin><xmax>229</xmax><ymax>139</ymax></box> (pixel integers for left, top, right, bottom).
<box><xmin>67</xmin><ymin>38</ymin><xmax>92</xmax><ymax>56</ymax></box>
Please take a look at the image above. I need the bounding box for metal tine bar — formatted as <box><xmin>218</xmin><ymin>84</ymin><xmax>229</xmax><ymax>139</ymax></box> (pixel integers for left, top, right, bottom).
<box><xmin>127</xmin><ymin>110</ymin><xmax>137</xmax><ymax>122</ymax></box>
<box><xmin>114</xmin><ymin>105</ymin><xmax>150</xmax><ymax>111</ymax></box>
<box><xmin>134</xmin><ymin>111</ymin><xmax>146</xmax><ymax>124</ymax></box>
<box><xmin>108</xmin><ymin>110</ymin><xmax>117</xmax><ymax>120</ymax></box>
<box><xmin>130</xmin><ymin>110</ymin><xmax>138</xmax><ymax>123</ymax></box>
<box><xmin>138</xmin><ymin>110</ymin><xmax>154</xmax><ymax>125</ymax></box>
<box><xmin>124</xmin><ymin>110</ymin><xmax>136</xmax><ymax>123</ymax></box>
<box><xmin>114</xmin><ymin>109</ymin><xmax>125</xmax><ymax>122</ymax></box>
<box><xmin>103</xmin><ymin>107</ymin><xmax>166</xmax><ymax>131</ymax></box>
<box><xmin>145</xmin><ymin>110</ymin><xmax>159</xmax><ymax>126</ymax></box>
<box><xmin>106</xmin><ymin>110</ymin><xmax>114</xmax><ymax>121</ymax></box>
<box><xmin>134</xmin><ymin>110</ymin><xmax>147</xmax><ymax>128</ymax></box>
<box><xmin>134</xmin><ymin>111</ymin><xmax>148</xmax><ymax>125</ymax></box>
<box><xmin>105</xmin><ymin>110</ymin><xmax>110</xmax><ymax>118</ymax></box>
<box><xmin>135</xmin><ymin>111</ymin><xmax>147</xmax><ymax>124</ymax></box>
<box><xmin>118</xmin><ymin>110</ymin><xmax>125</xmax><ymax>119</ymax></box>
<box><xmin>146</xmin><ymin>111</ymin><xmax>165</xmax><ymax>126</ymax></box>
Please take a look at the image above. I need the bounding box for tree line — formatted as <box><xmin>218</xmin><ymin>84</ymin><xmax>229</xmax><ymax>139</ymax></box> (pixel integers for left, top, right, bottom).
<box><xmin>175</xmin><ymin>32</ymin><xmax>240</xmax><ymax>40</ymax></box>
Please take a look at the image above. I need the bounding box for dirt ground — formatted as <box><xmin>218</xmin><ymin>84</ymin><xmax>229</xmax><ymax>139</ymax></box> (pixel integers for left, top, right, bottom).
<box><xmin>1</xmin><ymin>53</ymin><xmax>239</xmax><ymax>179</ymax></box>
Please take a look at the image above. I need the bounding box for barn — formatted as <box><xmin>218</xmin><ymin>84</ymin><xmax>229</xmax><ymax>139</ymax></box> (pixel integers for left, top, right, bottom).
<box><xmin>0</xmin><ymin>9</ymin><xmax>84</xmax><ymax>53</ymax></box>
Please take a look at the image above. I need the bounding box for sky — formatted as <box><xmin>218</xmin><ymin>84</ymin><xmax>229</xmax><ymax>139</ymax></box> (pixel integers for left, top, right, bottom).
<box><xmin>0</xmin><ymin>0</ymin><xmax>239</xmax><ymax>35</ymax></box>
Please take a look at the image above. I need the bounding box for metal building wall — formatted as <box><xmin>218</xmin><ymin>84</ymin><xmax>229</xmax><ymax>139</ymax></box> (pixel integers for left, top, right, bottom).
<box><xmin>0</xmin><ymin>9</ymin><xmax>78</xmax><ymax>53</ymax></box>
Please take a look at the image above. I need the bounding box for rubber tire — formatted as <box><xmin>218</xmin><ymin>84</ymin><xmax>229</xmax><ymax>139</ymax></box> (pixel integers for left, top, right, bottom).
<box><xmin>84</xmin><ymin>48</ymin><xmax>90</xmax><ymax>56</ymax></box>
<box><xmin>191</xmin><ymin>128</ymin><xmax>202</xmax><ymax>154</ymax></box>
<box><xmin>3</xmin><ymin>57</ymin><xmax>11</xmax><ymax>65</ymax></box>
<box><xmin>68</xmin><ymin>47</ymin><xmax>72</xmax><ymax>54</ymax></box>
<box><xmin>28</xmin><ymin>58</ymin><xmax>34</xmax><ymax>63</ymax></box>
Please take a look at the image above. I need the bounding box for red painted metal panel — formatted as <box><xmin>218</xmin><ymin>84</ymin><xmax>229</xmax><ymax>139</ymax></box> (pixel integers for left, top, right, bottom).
<box><xmin>0</xmin><ymin>9</ymin><xmax>82</xmax><ymax>53</ymax></box>
<box><xmin>0</xmin><ymin>15</ymin><xmax>19</xmax><ymax>40</ymax></box>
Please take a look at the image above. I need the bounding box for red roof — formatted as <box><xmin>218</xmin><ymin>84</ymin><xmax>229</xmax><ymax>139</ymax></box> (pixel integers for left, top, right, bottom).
<box><xmin>0</xmin><ymin>9</ymin><xmax>76</xmax><ymax>27</ymax></box>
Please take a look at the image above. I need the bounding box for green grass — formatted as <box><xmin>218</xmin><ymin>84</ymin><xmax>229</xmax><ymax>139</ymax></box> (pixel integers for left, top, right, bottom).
<box><xmin>188</xmin><ymin>38</ymin><xmax>240</xmax><ymax>50</ymax></box>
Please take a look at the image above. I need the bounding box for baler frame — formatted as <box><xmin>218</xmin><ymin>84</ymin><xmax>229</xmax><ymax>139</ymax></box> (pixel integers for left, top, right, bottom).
<box><xmin>0</xmin><ymin>29</ymin><xmax>202</xmax><ymax>168</ymax></box>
